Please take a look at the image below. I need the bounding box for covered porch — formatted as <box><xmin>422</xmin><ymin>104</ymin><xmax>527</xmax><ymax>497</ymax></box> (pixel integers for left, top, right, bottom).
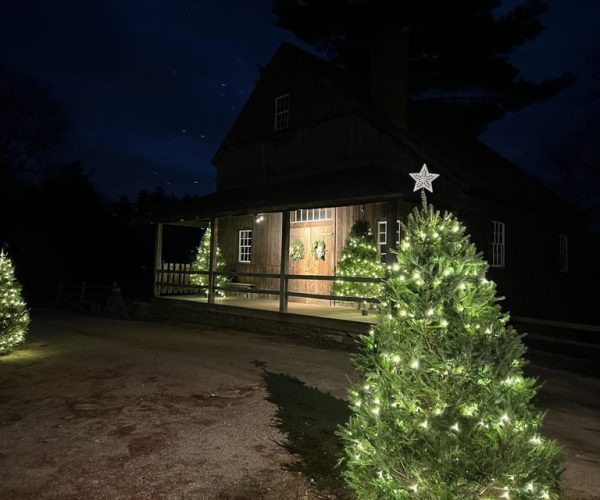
<box><xmin>152</xmin><ymin>166</ymin><xmax>425</xmax><ymax>326</ymax></box>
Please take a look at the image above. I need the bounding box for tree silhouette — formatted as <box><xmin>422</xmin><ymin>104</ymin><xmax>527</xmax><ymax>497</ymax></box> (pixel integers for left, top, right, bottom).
<box><xmin>0</xmin><ymin>68</ymin><xmax>67</xmax><ymax>188</ymax></box>
<box><xmin>273</xmin><ymin>0</ymin><xmax>574</xmax><ymax>135</ymax></box>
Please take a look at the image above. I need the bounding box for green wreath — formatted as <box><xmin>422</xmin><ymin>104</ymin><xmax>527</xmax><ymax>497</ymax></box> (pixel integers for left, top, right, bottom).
<box><xmin>289</xmin><ymin>238</ymin><xmax>305</xmax><ymax>261</ymax></box>
<box><xmin>311</xmin><ymin>239</ymin><xmax>327</xmax><ymax>260</ymax></box>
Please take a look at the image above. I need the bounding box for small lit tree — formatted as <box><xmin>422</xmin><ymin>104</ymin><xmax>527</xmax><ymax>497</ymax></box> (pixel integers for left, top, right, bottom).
<box><xmin>333</xmin><ymin>220</ymin><xmax>386</xmax><ymax>301</ymax></box>
<box><xmin>190</xmin><ymin>226</ymin><xmax>229</xmax><ymax>294</ymax></box>
<box><xmin>338</xmin><ymin>202</ymin><xmax>561</xmax><ymax>499</ymax></box>
<box><xmin>0</xmin><ymin>250</ymin><xmax>29</xmax><ymax>354</ymax></box>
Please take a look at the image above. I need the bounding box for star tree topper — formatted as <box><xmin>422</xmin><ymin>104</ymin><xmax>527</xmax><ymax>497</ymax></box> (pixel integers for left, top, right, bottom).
<box><xmin>410</xmin><ymin>163</ymin><xmax>439</xmax><ymax>193</ymax></box>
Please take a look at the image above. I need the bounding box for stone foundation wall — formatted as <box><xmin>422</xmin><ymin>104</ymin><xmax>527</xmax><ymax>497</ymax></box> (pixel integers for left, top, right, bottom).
<box><xmin>133</xmin><ymin>298</ymin><xmax>369</xmax><ymax>348</ymax></box>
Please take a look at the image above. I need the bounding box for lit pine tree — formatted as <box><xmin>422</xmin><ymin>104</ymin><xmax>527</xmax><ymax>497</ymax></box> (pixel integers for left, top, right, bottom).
<box><xmin>333</xmin><ymin>220</ymin><xmax>386</xmax><ymax>301</ymax></box>
<box><xmin>338</xmin><ymin>202</ymin><xmax>561</xmax><ymax>499</ymax></box>
<box><xmin>0</xmin><ymin>250</ymin><xmax>29</xmax><ymax>354</ymax></box>
<box><xmin>190</xmin><ymin>226</ymin><xmax>229</xmax><ymax>294</ymax></box>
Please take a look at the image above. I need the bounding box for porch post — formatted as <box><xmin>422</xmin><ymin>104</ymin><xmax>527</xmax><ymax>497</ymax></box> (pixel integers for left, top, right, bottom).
<box><xmin>279</xmin><ymin>210</ymin><xmax>290</xmax><ymax>313</ymax></box>
<box><xmin>153</xmin><ymin>222</ymin><xmax>163</xmax><ymax>297</ymax></box>
<box><xmin>385</xmin><ymin>201</ymin><xmax>399</xmax><ymax>267</ymax></box>
<box><xmin>208</xmin><ymin>218</ymin><xmax>218</xmax><ymax>304</ymax></box>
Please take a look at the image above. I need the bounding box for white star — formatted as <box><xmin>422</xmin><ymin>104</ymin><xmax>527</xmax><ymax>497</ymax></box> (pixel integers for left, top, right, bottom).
<box><xmin>409</xmin><ymin>164</ymin><xmax>439</xmax><ymax>193</ymax></box>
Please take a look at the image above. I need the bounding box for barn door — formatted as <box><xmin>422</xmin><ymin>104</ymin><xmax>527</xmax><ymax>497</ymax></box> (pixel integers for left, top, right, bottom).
<box><xmin>289</xmin><ymin>220</ymin><xmax>334</xmax><ymax>301</ymax></box>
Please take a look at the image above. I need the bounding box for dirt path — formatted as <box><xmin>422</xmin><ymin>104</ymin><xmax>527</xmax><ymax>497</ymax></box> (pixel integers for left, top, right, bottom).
<box><xmin>0</xmin><ymin>312</ymin><xmax>599</xmax><ymax>499</ymax></box>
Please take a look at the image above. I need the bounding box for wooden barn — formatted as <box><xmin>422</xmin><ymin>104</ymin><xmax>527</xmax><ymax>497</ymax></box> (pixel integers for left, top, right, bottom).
<box><xmin>153</xmin><ymin>41</ymin><xmax>579</xmax><ymax>330</ymax></box>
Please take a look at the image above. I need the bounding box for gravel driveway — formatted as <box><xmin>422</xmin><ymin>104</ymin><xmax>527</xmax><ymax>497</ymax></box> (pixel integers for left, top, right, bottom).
<box><xmin>1</xmin><ymin>311</ymin><xmax>599</xmax><ymax>499</ymax></box>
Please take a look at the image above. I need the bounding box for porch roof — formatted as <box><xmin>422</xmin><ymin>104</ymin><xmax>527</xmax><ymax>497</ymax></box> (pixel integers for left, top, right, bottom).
<box><xmin>160</xmin><ymin>165</ymin><xmax>414</xmax><ymax>223</ymax></box>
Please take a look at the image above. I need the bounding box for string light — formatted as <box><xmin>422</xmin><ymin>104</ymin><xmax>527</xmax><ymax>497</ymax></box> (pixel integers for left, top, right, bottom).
<box><xmin>0</xmin><ymin>251</ymin><xmax>29</xmax><ymax>354</ymax></box>
<box><xmin>338</xmin><ymin>202</ymin><xmax>560</xmax><ymax>499</ymax></box>
<box><xmin>530</xmin><ymin>435</ymin><xmax>542</xmax><ymax>445</ymax></box>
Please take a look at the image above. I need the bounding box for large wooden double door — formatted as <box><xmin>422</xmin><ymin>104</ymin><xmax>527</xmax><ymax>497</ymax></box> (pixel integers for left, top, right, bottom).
<box><xmin>288</xmin><ymin>220</ymin><xmax>335</xmax><ymax>301</ymax></box>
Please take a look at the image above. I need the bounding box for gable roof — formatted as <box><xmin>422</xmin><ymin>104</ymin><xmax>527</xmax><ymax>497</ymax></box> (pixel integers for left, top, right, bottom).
<box><xmin>210</xmin><ymin>42</ymin><xmax>573</xmax><ymax>215</ymax></box>
<box><xmin>213</xmin><ymin>42</ymin><xmax>361</xmax><ymax>163</ymax></box>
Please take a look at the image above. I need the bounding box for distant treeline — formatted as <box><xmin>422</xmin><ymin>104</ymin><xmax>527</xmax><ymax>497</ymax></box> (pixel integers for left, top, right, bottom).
<box><xmin>0</xmin><ymin>161</ymin><xmax>203</xmax><ymax>305</ymax></box>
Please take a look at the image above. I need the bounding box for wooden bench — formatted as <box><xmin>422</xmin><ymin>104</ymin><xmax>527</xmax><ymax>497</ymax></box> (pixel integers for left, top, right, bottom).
<box><xmin>221</xmin><ymin>282</ymin><xmax>256</xmax><ymax>298</ymax></box>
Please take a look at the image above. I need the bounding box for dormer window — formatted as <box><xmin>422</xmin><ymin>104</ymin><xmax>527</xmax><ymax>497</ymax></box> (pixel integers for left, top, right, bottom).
<box><xmin>274</xmin><ymin>94</ymin><xmax>290</xmax><ymax>131</ymax></box>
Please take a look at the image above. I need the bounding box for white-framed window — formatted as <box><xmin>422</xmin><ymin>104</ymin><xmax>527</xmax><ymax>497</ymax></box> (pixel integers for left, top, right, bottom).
<box><xmin>238</xmin><ymin>229</ymin><xmax>252</xmax><ymax>263</ymax></box>
<box><xmin>274</xmin><ymin>93</ymin><xmax>290</xmax><ymax>131</ymax></box>
<box><xmin>291</xmin><ymin>208</ymin><xmax>332</xmax><ymax>222</ymax></box>
<box><xmin>377</xmin><ymin>220</ymin><xmax>401</xmax><ymax>262</ymax></box>
<box><xmin>490</xmin><ymin>221</ymin><xmax>505</xmax><ymax>268</ymax></box>
<box><xmin>558</xmin><ymin>233</ymin><xmax>568</xmax><ymax>272</ymax></box>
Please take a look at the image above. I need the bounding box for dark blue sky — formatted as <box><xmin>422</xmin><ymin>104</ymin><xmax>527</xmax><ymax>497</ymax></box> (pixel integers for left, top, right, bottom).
<box><xmin>1</xmin><ymin>1</ymin><xmax>598</xmax><ymax>208</ymax></box>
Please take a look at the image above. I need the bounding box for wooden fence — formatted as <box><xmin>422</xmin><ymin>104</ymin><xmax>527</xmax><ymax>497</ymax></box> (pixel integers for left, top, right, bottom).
<box><xmin>156</xmin><ymin>262</ymin><xmax>209</xmax><ymax>295</ymax></box>
<box><xmin>55</xmin><ymin>280</ymin><xmax>129</xmax><ymax>318</ymax></box>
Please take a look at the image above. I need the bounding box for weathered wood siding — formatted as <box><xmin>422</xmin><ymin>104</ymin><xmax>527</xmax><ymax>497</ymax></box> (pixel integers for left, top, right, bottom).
<box><xmin>217</xmin><ymin>212</ymin><xmax>282</xmax><ymax>294</ymax></box>
<box><xmin>215</xmin><ymin>202</ymin><xmax>407</xmax><ymax>301</ymax></box>
<box><xmin>217</xmin><ymin>112</ymin><xmax>420</xmax><ymax>191</ymax></box>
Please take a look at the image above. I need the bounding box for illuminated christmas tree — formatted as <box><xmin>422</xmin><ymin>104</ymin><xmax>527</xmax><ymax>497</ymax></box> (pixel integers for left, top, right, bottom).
<box><xmin>338</xmin><ymin>169</ymin><xmax>561</xmax><ymax>499</ymax></box>
<box><xmin>333</xmin><ymin>220</ymin><xmax>386</xmax><ymax>301</ymax></box>
<box><xmin>190</xmin><ymin>226</ymin><xmax>229</xmax><ymax>294</ymax></box>
<box><xmin>0</xmin><ymin>250</ymin><xmax>29</xmax><ymax>354</ymax></box>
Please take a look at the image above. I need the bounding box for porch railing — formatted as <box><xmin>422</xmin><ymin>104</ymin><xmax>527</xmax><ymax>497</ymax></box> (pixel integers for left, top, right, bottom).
<box><xmin>155</xmin><ymin>265</ymin><xmax>383</xmax><ymax>306</ymax></box>
<box><xmin>154</xmin><ymin>206</ymin><xmax>399</xmax><ymax>314</ymax></box>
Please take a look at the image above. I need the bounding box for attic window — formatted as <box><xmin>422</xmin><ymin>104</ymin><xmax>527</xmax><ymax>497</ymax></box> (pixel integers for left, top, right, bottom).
<box><xmin>274</xmin><ymin>94</ymin><xmax>290</xmax><ymax>131</ymax></box>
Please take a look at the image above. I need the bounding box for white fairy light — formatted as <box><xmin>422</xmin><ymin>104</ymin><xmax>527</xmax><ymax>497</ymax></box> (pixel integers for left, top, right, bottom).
<box><xmin>530</xmin><ymin>435</ymin><xmax>542</xmax><ymax>445</ymax></box>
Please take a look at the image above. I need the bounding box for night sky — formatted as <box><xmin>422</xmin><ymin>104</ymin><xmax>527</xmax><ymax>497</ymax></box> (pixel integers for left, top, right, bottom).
<box><xmin>1</xmin><ymin>0</ymin><xmax>598</xmax><ymax>207</ymax></box>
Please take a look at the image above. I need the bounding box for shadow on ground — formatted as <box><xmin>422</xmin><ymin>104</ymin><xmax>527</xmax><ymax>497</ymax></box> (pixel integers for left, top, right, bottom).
<box><xmin>262</xmin><ymin>370</ymin><xmax>352</xmax><ymax>498</ymax></box>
